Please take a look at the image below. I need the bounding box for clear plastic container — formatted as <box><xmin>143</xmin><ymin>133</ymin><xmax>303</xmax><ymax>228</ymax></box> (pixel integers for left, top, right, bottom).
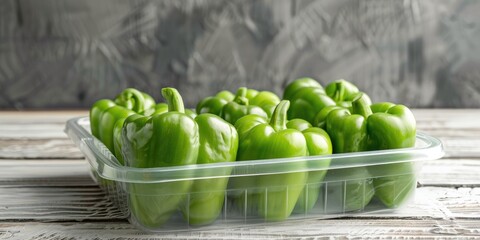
<box><xmin>65</xmin><ymin>117</ymin><xmax>444</xmax><ymax>232</ymax></box>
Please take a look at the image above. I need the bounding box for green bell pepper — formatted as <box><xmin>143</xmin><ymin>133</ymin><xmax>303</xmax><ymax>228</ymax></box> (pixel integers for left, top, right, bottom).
<box><xmin>245</xmin><ymin>88</ymin><xmax>259</xmax><ymax>100</ymax></box>
<box><xmin>151</xmin><ymin>103</ymin><xmax>197</xmax><ymax>119</ymax></box>
<box><xmin>283</xmin><ymin>78</ymin><xmax>336</xmax><ymax>124</ymax></box>
<box><xmin>180</xmin><ymin>113</ymin><xmax>238</xmax><ymax>225</ymax></box>
<box><xmin>113</xmin><ymin>102</ymin><xmax>172</xmax><ymax>165</ymax></box>
<box><xmin>283</xmin><ymin>77</ymin><xmax>323</xmax><ymax>101</ymax></box>
<box><xmin>326</xmin><ymin>106</ymin><xmax>369</xmax><ymax>153</ymax></box>
<box><xmin>89</xmin><ymin>98</ymin><xmax>119</xmax><ymax>189</ymax></box>
<box><xmin>112</xmin><ymin>113</ymin><xmax>143</xmax><ymax>165</ymax></box>
<box><xmin>363</xmin><ymin>100</ymin><xmax>417</xmax><ymax>208</ymax></box>
<box><xmin>122</xmin><ymin>87</ymin><xmax>199</xmax><ymax>228</ymax></box>
<box><xmin>196</xmin><ymin>90</ymin><xmax>235</xmax><ymax>115</ymax></box>
<box><xmin>318</xmin><ymin>166</ymin><xmax>374</xmax><ymax>213</ymax></box>
<box><xmin>114</xmin><ymin>90</ymin><xmax>155</xmax><ymax>115</ymax></box>
<box><xmin>230</xmin><ymin>100</ymin><xmax>309</xmax><ymax>221</ymax></box>
<box><xmin>321</xmin><ymin>93</ymin><xmax>416</xmax><ymax>210</ymax></box>
<box><xmin>249</xmin><ymin>90</ymin><xmax>281</xmax><ymax>118</ymax></box>
<box><xmin>325</xmin><ymin>79</ymin><xmax>372</xmax><ymax>109</ymax></box>
<box><xmin>96</xmin><ymin>88</ymin><xmax>145</xmax><ymax>153</ymax></box>
<box><xmin>322</xmin><ymin>93</ymin><xmax>375</xmax><ymax>212</ymax></box>
<box><xmin>286</xmin><ymin>119</ymin><xmax>332</xmax><ymax>213</ymax></box>
<box><xmin>197</xmin><ymin>88</ymin><xmax>279</xmax><ymax>119</ymax></box>
<box><xmin>90</xmin><ymin>88</ymin><xmax>142</xmax><ymax>142</ymax></box>
<box><xmin>287</xmin><ymin>87</ymin><xmax>336</xmax><ymax>125</ymax></box>
<box><xmin>220</xmin><ymin>87</ymin><xmax>268</xmax><ymax>124</ymax></box>
<box><xmin>90</xmin><ymin>99</ymin><xmax>116</xmax><ymax>139</ymax></box>
<box><xmin>313</xmin><ymin>105</ymin><xmax>344</xmax><ymax>129</ymax></box>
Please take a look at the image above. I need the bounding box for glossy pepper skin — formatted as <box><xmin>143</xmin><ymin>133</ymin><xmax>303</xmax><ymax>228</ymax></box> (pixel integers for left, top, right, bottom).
<box><xmin>325</xmin><ymin>79</ymin><xmax>372</xmax><ymax>109</ymax></box>
<box><xmin>322</xmin><ymin>94</ymin><xmax>375</xmax><ymax>212</ymax></box>
<box><xmin>90</xmin><ymin>99</ymin><xmax>116</xmax><ymax>139</ymax></box>
<box><xmin>114</xmin><ymin>90</ymin><xmax>155</xmax><ymax>115</ymax></box>
<box><xmin>313</xmin><ymin>105</ymin><xmax>344</xmax><ymax>129</ymax></box>
<box><xmin>97</xmin><ymin>88</ymin><xmax>145</xmax><ymax>153</ymax></box>
<box><xmin>283</xmin><ymin>77</ymin><xmax>322</xmax><ymax>101</ymax></box>
<box><xmin>180</xmin><ymin>113</ymin><xmax>238</xmax><ymax>226</ymax></box>
<box><xmin>283</xmin><ymin>78</ymin><xmax>336</xmax><ymax>124</ymax></box>
<box><xmin>220</xmin><ymin>87</ymin><xmax>268</xmax><ymax>124</ymax></box>
<box><xmin>364</xmin><ymin>100</ymin><xmax>417</xmax><ymax>208</ymax></box>
<box><xmin>122</xmin><ymin>88</ymin><xmax>199</xmax><ymax>228</ymax></box>
<box><xmin>286</xmin><ymin>119</ymin><xmax>332</xmax><ymax>213</ymax></box>
<box><xmin>197</xmin><ymin>88</ymin><xmax>279</xmax><ymax>119</ymax></box>
<box><xmin>113</xmin><ymin>114</ymin><xmax>143</xmax><ymax>165</ymax></box>
<box><xmin>151</xmin><ymin>103</ymin><xmax>197</xmax><ymax>119</ymax></box>
<box><xmin>248</xmin><ymin>90</ymin><xmax>281</xmax><ymax>118</ymax></box>
<box><xmin>230</xmin><ymin>100</ymin><xmax>308</xmax><ymax>221</ymax></box>
<box><xmin>114</xmin><ymin>102</ymin><xmax>176</xmax><ymax>165</ymax></box>
<box><xmin>196</xmin><ymin>90</ymin><xmax>235</xmax><ymax>116</ymax></box>
<box><xmin>322</xmin><ymin>93</ymin><xmax>417</xmax><ymax>210</ymax></box>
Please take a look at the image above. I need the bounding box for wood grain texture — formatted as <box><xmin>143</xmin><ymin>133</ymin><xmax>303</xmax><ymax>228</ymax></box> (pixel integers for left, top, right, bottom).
<box><xmin>0</xmin><ymin>219</ymin><xmax>479</xmax><ymax>239</ymax></box>
<box><xmin>0</xmin><ymin>111</ymin><xmax>85</xmax><ymax>159</ymax></box>
<box><xmin>0</xmin><ymin>111</ymin><xmax>88</xmax><ymax>124</ymax></box>
<box><xmin>0</xmin><ymin>160</ymin><xmax>124</xmax><ymax>221</ymax></box>
<box><xmin>420</xmin><ymin>159</ymin><xmax>480</xmax><ymax>187</ymax></box>
<box><xmin>0</xmin><ymin>139</ymin><xmax>83</xmax><ymax>159</ymax></box>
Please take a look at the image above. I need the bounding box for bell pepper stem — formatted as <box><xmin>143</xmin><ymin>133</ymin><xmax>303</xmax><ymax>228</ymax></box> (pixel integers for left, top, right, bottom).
<box><xmin>161</xmin><ymin>87</ymin><xmax>185</xmax><ymax>113</ymax></box>
<box><xmin>270</xmin><ymin>100</ymin><xmax>290</xmax><ymax>132</ymax></box>
<box><xmin>352</xmin><ymin>93</ymin><xmax>372</xmax><ymax>118</ymax></box>
<box><xmin>234</xmin><ymin>87</ymin><xmax>249</xmax><ymax>106</ymax></box>
<box><xmin>120</xmin><ymin>88</ymin><xmax>145</xmax><ymax>113</ymax></box>
<box><xmin>331</xmin><ymin>81</ymin><xmax>345</xmax><ymax>102</ymax></box>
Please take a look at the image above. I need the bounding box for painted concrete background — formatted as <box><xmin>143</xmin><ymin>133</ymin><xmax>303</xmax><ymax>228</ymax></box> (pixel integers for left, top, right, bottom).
<box><xmin>1</xmin><ymin>0</ymin><xmax>479</xmax><ymax>109</ymax></box>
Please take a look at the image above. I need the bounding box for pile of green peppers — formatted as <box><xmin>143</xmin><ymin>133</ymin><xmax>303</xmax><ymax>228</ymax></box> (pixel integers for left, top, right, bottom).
<box><xmin>90</xmin><ymin>77</ymin><xmax>416</xmax><ymax>227</ymax></box>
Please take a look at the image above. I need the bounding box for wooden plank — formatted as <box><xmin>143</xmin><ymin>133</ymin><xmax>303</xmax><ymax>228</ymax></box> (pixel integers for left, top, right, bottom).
<box><xmin>438</xmin><ymin>137</ymin><xmax>480</xmax><ymax>158</ymax></box>
<box><xmin>420</xmin><ymin>159</ymin><xmax>480</xmax><ymax>187</ymax></box>
<box><xmin>419</xmin><ymin>129</ymin><xmax>480</xmax><ymax>138</ymax></box>
<box><xmin>412</xmin><ymin>109</ymin><xmax>480</xmax><ymax>122</ymax></box>
<box><xmin>0</xmin><ymin>160</ymin><xmax>124</xmax><ymax>221</ymax></box>
<box><xmin>0</xmin><ymin>160</ymin><xmax>91</xmax><ymax>184</ymax></box>
<box><xmin>0</xmin><ymin>219</ymin><xmax>479</xmax><ymax>239</ymax></box>
<box><xmin>0</xmin><ymin>186</ymin><xmax>125</xmax><ymax>220</ymax></box>
<box><xmin>0</xmin><ymin>111</ymin><xmax>88</xmax><ymax>124</ymax></box>
<box><xmin>0</xmin><ymin>111</ymin><xmax>86</xmax><ymax>140</ymax></box>
<box><xmin>0</xmin><ymin>139</ymin><xmax>83</xmax><ymax>159</ymax></box>
<box><xmin>414</xmin><ymin>109</ymin><xmax>480</xmax><ymax>138</ymax></box>
<box><xmin>0</xmin><ymin>123</ymin><xmax>69</xmax><ymax>139</ymax></box>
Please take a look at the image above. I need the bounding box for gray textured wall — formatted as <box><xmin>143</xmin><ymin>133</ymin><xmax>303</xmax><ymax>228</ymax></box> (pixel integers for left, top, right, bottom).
<box><xmin>1</xmin><ymin>0</ymin><xmax>479</xmax><ymax>109</ymax></box>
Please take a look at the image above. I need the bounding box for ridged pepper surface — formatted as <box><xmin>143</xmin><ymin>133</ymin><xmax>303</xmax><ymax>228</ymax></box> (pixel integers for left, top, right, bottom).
<box><xmin>230</xmin><ymin>100</ymin><xmax>310</xmax><ymax>221</ymax></box>
<box><xmin>122</xmin><ymin>88</ymin><xmax>239</xmax><ymax>227</ymax></box>
<box><xmin>283</xmin><ymin>78</ymin><xmax>336</xmax><ymax>124</ymax></box>
<box><xmin>122</xmin><ymin>88</ymin><xmax>199</xmax><ymax>228</ymax></box>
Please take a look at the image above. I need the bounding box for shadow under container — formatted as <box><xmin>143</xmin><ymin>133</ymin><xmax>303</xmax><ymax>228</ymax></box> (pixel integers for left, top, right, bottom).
<box><xmin>65</xmin><ymin>117</ymin><xmax>444</xmax><ymax>232</ymax></box>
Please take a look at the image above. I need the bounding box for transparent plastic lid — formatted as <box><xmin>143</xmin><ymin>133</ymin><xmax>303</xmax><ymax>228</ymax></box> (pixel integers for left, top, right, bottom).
<box><xmin>65</xmin><ymin>117</ymin><xmax>444</xmax><ymax>184</ymax></box>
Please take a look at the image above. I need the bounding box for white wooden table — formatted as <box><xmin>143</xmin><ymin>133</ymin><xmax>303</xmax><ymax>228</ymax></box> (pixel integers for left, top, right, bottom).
<box><xmin>0</xmin><ymin>110</ymin><xmax>479</xmax><ymax>239</ymax></box>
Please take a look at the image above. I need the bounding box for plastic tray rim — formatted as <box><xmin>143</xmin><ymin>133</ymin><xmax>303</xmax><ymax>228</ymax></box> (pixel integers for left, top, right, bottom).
<box><xmin>65</xmin><ymin>117</ymin><xmax>445</xmax><ymax>183</ymax></box>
